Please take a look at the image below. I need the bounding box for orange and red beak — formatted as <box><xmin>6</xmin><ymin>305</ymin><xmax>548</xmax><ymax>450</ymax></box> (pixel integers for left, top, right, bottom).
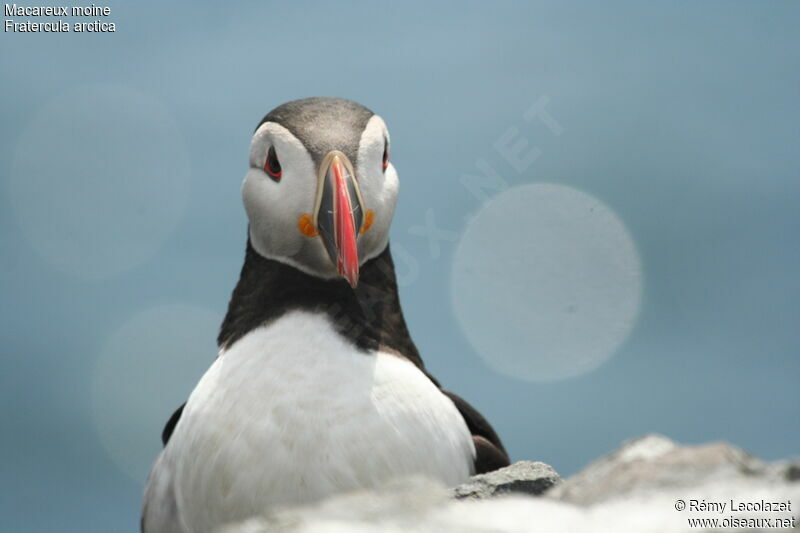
<box><xmin>316</xmin><ymin>152</ymin><xmax>364</xmax><ymax>288</ymax></box>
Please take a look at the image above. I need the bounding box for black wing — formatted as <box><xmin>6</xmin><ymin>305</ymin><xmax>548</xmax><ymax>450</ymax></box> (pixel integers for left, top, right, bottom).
<box><xmin>441</xmin><ymin>389</ymin><xmax>510</xmax><ymax>474</ymax></box>
<box><xmin>161</xmin><ymin>403</ymin><xmax>185</xmax><ymax>446</ymax></box>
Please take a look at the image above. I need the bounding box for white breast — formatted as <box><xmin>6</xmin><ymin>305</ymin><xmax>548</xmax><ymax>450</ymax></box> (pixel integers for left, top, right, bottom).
<box><xmin>143</xmin><ymin>310</ymin><xmax>474</xmax><ymax>533</ymax></box>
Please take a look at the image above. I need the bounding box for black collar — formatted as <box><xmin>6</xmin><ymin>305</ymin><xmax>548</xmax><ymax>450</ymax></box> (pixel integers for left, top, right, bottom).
<box><xmin>218</xmin><ymin>239</ymin><xmax>427</xmax><ymax>373</ymax></box>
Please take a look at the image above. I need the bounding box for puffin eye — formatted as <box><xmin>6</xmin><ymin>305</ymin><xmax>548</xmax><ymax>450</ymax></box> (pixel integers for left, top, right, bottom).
<box><xmin>382</xmin><ymin>141</ymin><xmax>389</xmax><ymax>171</ymax></box>
<box><xmin>264</xmin><ymin>146</ymin><xmax>282</xmax><ymax>181</ymax></box>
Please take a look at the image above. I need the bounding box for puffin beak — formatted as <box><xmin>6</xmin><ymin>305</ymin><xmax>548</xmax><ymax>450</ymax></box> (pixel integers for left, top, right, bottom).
<box><xmin>316</xmin><ymin>151</ymin><xmax>364</xmax><ymax>288</ymax></box>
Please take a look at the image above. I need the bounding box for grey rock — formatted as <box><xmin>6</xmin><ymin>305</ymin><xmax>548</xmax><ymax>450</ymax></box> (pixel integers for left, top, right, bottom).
<box><xmin>785</xmin><ymin>460</ymin><xmax>800</xmax><ymax>482</ymax></box>
<box><xmin>217</xmin><ymin>435</ymin><xmax>800</xmax><ymax>532</ymax></box>
<box><xmin>452</xmin><ymin>461</ymin><xmax>561</xmax><ymax>499</ymax></box>
<box><xmin>549</xmin><ymin>433</ymin><xmax>769</xmax><ymax>505</ymax></box>
<box><xmin>786</xmin><ymin>461</ymin><xmax>800</xmax><ymax>481</ymax></box>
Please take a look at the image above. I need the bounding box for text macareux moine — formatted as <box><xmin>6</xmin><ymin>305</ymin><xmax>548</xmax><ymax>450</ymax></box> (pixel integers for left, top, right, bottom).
<box><xmin>4</xmin><ymin>3</ymin><xmax>115</xmax><ymax>32</ymax></box>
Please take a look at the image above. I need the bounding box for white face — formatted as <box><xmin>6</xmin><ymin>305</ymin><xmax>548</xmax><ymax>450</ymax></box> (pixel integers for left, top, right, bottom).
<box><xmin>242</xmin><ymin>115</ymin><xmax>398</xmax><ymax>281</ymax></box>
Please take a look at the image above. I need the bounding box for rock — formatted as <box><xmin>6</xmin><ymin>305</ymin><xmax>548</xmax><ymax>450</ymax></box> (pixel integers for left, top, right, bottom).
<box><xmin>549</xmin><ymin>433</ymin><xmax>769</xmax><ymax>505</ymax></box>
<box><xmin>452</xmin><ymin>461</ymin><xmax>561</xmax><ymax>499</ymax></box>
<box><xmin>785</xmin><ymin>460</ymin><xmax>800</xmax><ymax>482</ymax></box>
<box><xmin>217</xmin><ymin>435</ymin><xmax>800</xmax><ymax>532</ymax></box>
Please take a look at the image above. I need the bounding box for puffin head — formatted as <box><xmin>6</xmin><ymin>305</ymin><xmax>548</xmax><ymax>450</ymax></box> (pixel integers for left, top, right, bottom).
<box><xmin>242</xmin><ymin>97</ymin><xmax>398</xmax><ymax>288</ymax></box>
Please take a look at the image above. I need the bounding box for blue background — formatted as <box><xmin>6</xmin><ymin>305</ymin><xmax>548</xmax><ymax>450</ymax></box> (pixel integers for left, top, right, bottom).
<box><xmin>2</xmin><ymin>2</ymin><xmax>798</xmax><ymax>531</ymax></box>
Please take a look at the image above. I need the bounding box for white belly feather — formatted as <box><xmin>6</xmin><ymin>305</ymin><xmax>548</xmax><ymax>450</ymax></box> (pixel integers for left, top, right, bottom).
<box><xmin>143</xmin><ymin>310</ymin><xmax>474</xmax><ymax>532</ymax></box>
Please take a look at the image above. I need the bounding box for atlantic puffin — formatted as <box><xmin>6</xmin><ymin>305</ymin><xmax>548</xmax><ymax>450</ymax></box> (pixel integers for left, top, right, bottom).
<box><xmin>141</xmin><ymin>97</ymin><xmax>509</xmax><ymax>532</ymax></box>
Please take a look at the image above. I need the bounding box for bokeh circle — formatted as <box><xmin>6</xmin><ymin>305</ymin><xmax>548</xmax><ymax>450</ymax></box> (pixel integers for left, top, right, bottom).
<box><xmin>92</xmin><ymin>304</ymin><xmax>220</xmax><ymax>482</ymax></box>
<box><xmin>451</xmin><ymin>183</ymin><xmax>642</xmax><ymax>382</ymax></box>
<box><xmin>7</xmin><ymin>84</ymin><xmax>190</xmax><ymax>279</ymax></box>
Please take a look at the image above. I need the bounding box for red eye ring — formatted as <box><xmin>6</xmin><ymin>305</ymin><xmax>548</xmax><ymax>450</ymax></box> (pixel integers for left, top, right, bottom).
<box><xmin>382</xmin><ymin>142</ymin><xmax>389</xmax><ymax>171</ymax></box>
<box><xmin>265</xmin><ymin>145</ymin><xmax>282</xmax><ymax>180</ymax></box>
